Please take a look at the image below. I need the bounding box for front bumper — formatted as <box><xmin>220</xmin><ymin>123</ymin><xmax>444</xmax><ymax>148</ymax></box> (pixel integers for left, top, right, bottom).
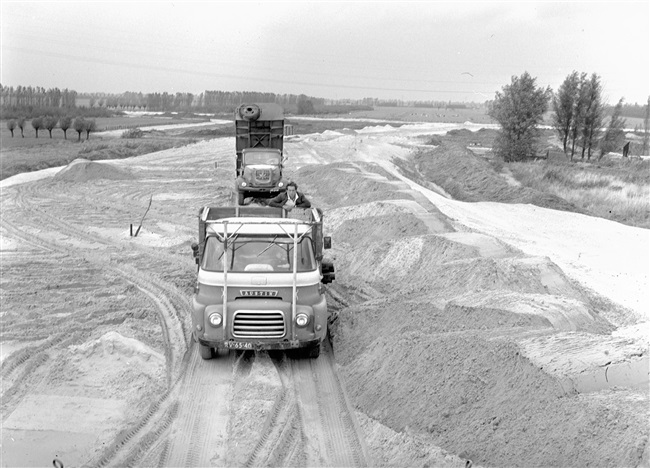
<box><xmin>198</xmin><ymin>337</ymin><xmax>321</xmax><ymax>351</ymax></box>
<box><xmin>235</xmin><ymin>177</ymin><xmax>286</xmax><ymax>193</ymax></box>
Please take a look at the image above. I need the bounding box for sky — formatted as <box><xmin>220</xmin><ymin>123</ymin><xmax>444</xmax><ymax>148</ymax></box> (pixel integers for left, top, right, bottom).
<box><xmin>1</xmin><ymin>1</ymin><xmax>648</xmax><ymax>104</ymax></box>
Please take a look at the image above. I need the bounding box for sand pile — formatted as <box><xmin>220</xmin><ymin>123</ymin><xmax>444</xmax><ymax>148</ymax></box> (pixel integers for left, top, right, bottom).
<box><xmin>294</xmin><ymin>162</ymin><xmax>412</xmax><ymax>209</ymax></box>
<box><xmin>325</xmin><ymin>176</ymin><xmax>647</xmax><ymax>466</ymax></box>
<box><xmin>54</xmin><ymin>158</ymin><xmax>136</xmax><ymax>182</ymax></box>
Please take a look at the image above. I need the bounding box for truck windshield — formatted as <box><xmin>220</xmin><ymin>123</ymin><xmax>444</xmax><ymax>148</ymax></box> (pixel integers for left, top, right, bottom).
<box><xmin>244</xmin><ymin>152</ymin><xmax>281</xmax><ymax>165</ymax></box>
<box><xmin>202</xmin><ymin>236</ymin><xmax>316</xmax><ymax>273</ymax></box>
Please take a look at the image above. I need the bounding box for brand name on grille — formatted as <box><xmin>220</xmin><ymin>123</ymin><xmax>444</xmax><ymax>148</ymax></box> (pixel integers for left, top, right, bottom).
<box><xmin>240</xmin><ymin>290</ymin><xmax>278</xmax><ymax>297</ymax></box>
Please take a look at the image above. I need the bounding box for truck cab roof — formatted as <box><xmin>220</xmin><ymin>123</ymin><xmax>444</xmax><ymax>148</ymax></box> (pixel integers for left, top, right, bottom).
<box><xmin>206</xmin><ymin>217</ymin><xmax>312</xmax><ymax>236</ymax></box>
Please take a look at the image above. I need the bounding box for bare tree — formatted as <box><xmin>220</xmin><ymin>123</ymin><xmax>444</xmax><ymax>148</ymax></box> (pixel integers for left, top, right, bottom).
<box><xmin>44</xmin><ymin>116</ymin><xmax>58</xmax><ymax>138</ymax></box>
<box><xmin>59</xmin><ymin>116</ymin><xmax>72</xmax><ymax>140</ymax></box>
<box><xmin>6</xmin><ymin>119</ymin><xmax>16</xmax><ymax>137</ymax></box>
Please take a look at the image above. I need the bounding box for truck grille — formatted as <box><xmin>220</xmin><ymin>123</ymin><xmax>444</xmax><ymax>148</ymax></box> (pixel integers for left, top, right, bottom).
<box><xmin>233</xmin><ymin>310</ymin><xmax>285</xmax><ymax>338</ymax></box>
<box><xmin>255</xmin><ymin>169</ymin><xmax>271</xmax><ymax>182</ymax></box>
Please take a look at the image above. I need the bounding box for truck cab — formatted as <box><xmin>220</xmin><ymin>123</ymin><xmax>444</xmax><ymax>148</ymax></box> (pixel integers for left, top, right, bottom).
<box><xmin>235</xmin><ymin>148</ymin><xmax>287</xmax><ymax>205</ymax></box>
<box><xmin>191</xmin><ymin>206</ymin><xmax>335</xmax><ymax>360</ymax></box>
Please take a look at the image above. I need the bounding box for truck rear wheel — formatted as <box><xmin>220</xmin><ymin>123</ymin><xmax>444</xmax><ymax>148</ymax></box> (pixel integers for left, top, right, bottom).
<box><xmin>198</xmin><ymin>343</ymin><xmax>214</xmax><ymax>360</ymax></box>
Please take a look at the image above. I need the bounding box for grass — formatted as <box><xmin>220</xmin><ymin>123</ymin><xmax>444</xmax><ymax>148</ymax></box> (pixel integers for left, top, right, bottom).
<box><xmin>0</xmin><ymin>136</ymin><xmax>191</xmax><ymax>180</ymax></box>
<box><xmin>1</xmin><ymin>115</ymin><xmax>211</xmax><ymax>180</ymax></box>
<box><xmin>402</xmin><ymin>123</ymin><xmax>649</xmax><ymax>229</ymax></box>
<box><xmin>509</xmin><ymin>159</ymin><xmax>650</xmax><ymax>228</ymax></box>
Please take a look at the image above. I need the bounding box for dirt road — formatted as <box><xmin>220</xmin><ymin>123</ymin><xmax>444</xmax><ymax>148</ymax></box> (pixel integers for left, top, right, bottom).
<box><xmin>1</xmin><ymin>123</ymin><xmax>648</xmax><ymax>467</ymax></box>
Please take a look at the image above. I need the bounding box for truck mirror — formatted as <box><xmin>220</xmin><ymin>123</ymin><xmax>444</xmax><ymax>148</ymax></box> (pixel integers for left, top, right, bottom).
<box><xmin>323</xmin><ymin>237</ymin><xmax>332</xmax><ymax>249</ymax></box>
<box><xmin>191</xmin><ymin>242</ymin><xmax>199</xmax><ymax>257</ymax></box>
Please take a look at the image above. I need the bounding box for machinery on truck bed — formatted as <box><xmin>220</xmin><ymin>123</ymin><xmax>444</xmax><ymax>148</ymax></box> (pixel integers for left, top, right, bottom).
<box><xmin>234</xmin><ymin>103</ymin><xmax>287</xmax><ymax>205</ymax></box>
<box><xmin>190</xmin><ymin>206</ymin><xmax>335</xmax><ymax>360</ymax></box>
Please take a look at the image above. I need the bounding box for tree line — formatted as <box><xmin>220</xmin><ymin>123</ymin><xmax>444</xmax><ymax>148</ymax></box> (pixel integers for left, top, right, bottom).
<box><xmin>6</xmin><ymin>116</ymin><xmax>97</xmax><ymax>141</ymax></box>
<box><xmin>0</xmin><ymin>85</ymin><xmax>332</xmax><ymax>115</ymax></box>
<box><xmin>488</xmin><ymin>71</ymin><xmax>649</xmax><ymax>162</ymax></box>
<box><xmin>4</xmin><ymin>79</ymin><xmax>649</xmax><ymax>160</ymax></box>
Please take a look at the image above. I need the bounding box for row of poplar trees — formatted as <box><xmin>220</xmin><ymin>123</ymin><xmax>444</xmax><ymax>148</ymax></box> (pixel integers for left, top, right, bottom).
<box><xmin>488</xmin><ymin>71</ymin><xmax>648</xmax><ymax>162</ymax></box>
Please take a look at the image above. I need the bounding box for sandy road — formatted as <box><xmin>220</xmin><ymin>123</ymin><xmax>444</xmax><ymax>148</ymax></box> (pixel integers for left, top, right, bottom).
<box><xmin>0</xmin><ymin>137</ymin><xmax>374</xmax><ymax>467</ymax></box>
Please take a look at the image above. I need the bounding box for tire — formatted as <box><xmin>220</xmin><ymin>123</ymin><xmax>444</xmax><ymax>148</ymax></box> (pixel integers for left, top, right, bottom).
<box><xmin>305</xmin><ymin>342</ymin><xmax>321</xmax><ymax>359</ymax></box>
<box><xmin>238</xmin><ymin>104</ymin><xmax>261</xmax><ymax>121</ymax></box>
<box><xmin>237</xmin><ymin>190</ymin><xmax>245</xmax><ymax>205</ymax></box>
<box><xmin>198</xmin><ymin>343</ymin><xmax>213</xmax><ymax>360</ymax></box>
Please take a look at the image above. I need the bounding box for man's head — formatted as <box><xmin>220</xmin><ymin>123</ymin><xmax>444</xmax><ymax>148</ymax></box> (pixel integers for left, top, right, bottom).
<box><xmin>286</xmin><ymin>181</ymin><xmax>298</xmax><ymax>198</ymax></box>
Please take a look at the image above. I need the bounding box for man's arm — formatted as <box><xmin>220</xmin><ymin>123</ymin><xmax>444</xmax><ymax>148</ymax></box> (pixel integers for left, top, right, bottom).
<box><xmin>268</xmin><ymin>192</ymin><xmax>286</xmax><ymax>208</ymax></box>
<box><xmin>296</xmin><ymin>193</ymin><xmax>311</xmax><ymax>208</ymax></box>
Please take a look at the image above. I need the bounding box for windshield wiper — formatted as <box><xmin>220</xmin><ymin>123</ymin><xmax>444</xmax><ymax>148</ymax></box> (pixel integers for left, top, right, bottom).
<box><xmin>256</xmin><ymin>236</ymin><xmax>278</xmax><ymax>257</ymax></box>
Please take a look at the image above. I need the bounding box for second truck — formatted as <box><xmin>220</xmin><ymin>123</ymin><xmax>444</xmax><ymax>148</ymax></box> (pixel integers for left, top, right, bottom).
<box><xmin>234</xmin><ymin>103</ymin><xmax>287</xmax><ymax>205</ymax></box>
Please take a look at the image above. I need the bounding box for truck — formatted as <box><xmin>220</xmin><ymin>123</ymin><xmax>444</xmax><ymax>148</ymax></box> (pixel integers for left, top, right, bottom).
<box><xmin>234</xmin><ymin>103</ymin><xmax>287</xmax><ymax>205</ymax></box>
<box><xmin>190</xmin><ymin>205</ymin><xmax>336</xmax><ymax>360</ymax></box>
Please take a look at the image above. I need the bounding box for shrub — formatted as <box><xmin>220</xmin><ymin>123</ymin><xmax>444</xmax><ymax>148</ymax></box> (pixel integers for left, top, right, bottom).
<box><xmin>122</xmin><ymin>128</ymin><xmax>144</xmax><ymax>139</ymax></box>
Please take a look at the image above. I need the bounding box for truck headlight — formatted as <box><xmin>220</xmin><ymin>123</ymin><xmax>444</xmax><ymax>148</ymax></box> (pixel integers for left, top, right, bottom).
<box><xmin>240</xmin><ymin>181</ymin><xmax>247</xmax><ymax>187</ymax></box>
<box><xmin>278</xmin><ymin>181</ymin><xmax>284</xmax><ymax>187</ymax></box>
<box><xmin>209</xmin><ymin>313</ymin><xmax>223</xmax><ymax>327</ymax></box>
<box><xmin>295</xmin><ymin>313</ymin><xmax>309</xmax><ymax>327</ymax></box>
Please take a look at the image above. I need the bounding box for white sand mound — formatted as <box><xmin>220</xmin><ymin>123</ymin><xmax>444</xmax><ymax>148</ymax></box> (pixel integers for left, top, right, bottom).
<box><xmin>54</xmin><ymin>158</ymin><xmax>136</xmax><ymax>182</ymax></box>
<box><xmin>70</xmin><ymin>331</ymin><xmax>164</xmax><ymax>367</ymax></box>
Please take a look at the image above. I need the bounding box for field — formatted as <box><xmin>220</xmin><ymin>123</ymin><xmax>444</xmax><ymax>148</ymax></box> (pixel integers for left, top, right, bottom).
<box><xmin>0</xmin><ymin>115</ymin><xmax>214</xmax><ymax>180</ymax></box>
<box><xmin>2</xmin><ymin>109</ymin><xmax>648</xmax><ymax>229</ymax></box>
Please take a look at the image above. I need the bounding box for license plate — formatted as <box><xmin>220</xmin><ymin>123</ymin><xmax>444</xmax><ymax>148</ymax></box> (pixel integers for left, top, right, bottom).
<box><xmin>224</xmin><ymin>341</ymin><xmax>253</xmax><ymax>349</ymax></box>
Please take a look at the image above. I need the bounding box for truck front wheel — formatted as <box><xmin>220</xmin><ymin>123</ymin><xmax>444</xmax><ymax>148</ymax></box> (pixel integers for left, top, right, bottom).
<box><xmin>198</xmin><ymin>343</ymin><xmax>214</xmax><ymax>360</ymax></box>
<box><xmin>304</xmin><ymin>342</ymin><xmax>320</xmax><ymax>359</ymax></box>
<box><xmin>237</xmin><ymin>190</ymin><xmax>245</xmax><ymax>205</ymax></box>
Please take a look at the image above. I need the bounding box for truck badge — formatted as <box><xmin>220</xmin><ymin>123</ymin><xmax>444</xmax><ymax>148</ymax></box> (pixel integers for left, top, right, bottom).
<box><xmin>240</xmin><ymin>290</ymin><xmax>278</xmax><ymax>297</ymax></box>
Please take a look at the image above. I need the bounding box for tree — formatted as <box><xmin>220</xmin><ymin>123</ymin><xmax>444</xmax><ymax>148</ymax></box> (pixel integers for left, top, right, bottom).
<box><xmin>568</xmin><ymin>72</ymin><xmax>588</xmax><ymax>160</ymax></box>
<box><xmin>579</xmin><ymin>73</ymin><xmax>605</xmax><ymax>160</ymax></box>
<box><xmin>487</xmin><ymin>72</ymin><xmax>551</xmax><ymax>162</ymax></box>
<box><xmin>599</xmin><ymin>98</ymin><xmax>627</xmax><ymax>159</ymax></box>
<box><xmin>73</xmin><ymin>117</ymin><xmax>86</xmax><ymax>141</ymax></box>
<box><xmin>59</xmin><ymin>116</ymin><xmax>72</xmax><ymax>139</ymax></box>
<box><xmin>643</xmin><ymin>96</ymin><xmax>649</xmax><ymax>156</ymax></box>
<box><xmin>43</xmin><ymin>116</ymin><xmax>58</xmax><ymax>138</ymax></box>
<box><xmin>17</xmin><ymin>117</ymin><xmax>26</xmax><ymax>138</ymax></box>
<box><xmin>552</xmin><ymin>71</ymin><xmax>580</xmax><ymax>153</ymax></box>
<box><xmin>31</xmin><ymin>117</ymin><xmax>44</xmax><ymax>138</ymax></box>
<box><xmin>84</xmin><ymin>119</ymin><xmax>97</xmax><ymax>140</ymax></box>
<box><xmin>6</xmin><ymin>119</ymin><xmax>16</xmax><ymax>137</ymax></box>
<box><xmin>297</xmin><ymin>98</ymin><xmax>315</xmax><ymax>115</ymax></box>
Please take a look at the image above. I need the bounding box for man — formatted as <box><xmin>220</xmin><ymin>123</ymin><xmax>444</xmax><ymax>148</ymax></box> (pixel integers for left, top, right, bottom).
<box><xmin>268</xmin><ymin>181</ymin><xmax>311</xmax><ymax>211</ymax></box>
